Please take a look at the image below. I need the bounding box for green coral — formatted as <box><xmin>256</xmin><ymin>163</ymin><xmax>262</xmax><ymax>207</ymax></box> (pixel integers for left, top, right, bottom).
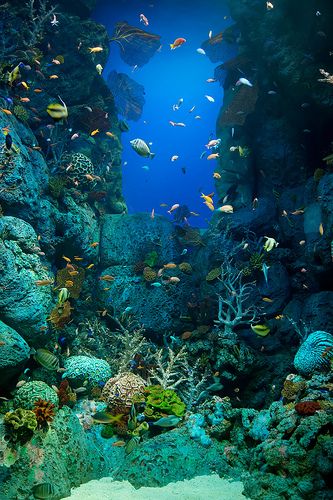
<box><xmin>13</xmin><ymin>381</ymin><xmax>59</xmax><ymax>410</ymax></box>
<box><xmin>144</xmin><ymin>385</ymin><xmax>186</xmax><ymax>420</ymax></box>
<box><xmin>62</xmin><ymin>355</ymin><xmax>111</xmax><ymax>391</ymax></box>
<box><xmin>100</xmin><ymin>424</ymin><xmax>114</xmax><ymax>439</ymax></box>
<box><xmin>144</xmin><ymin>251</ymin><xmax>158</xmax><ymax>268</ymax></box>
<box><xmin>4</xmin><ymin>408</ymin><xmax>37</xmax><ymax>443</ymax></box>
<box><xmin>48</xmin><ymin>176</ymin><xmax>67</xmax><ymax>199</ymax></box>
<box><xmin>13</xmin><ymin>105</ymin><xmax>29</xmax><ymax>122</ymax></box>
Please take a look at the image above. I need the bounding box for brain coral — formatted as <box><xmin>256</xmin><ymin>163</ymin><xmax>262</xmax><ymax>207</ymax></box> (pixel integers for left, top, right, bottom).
<box><xmin>294</xmin><ymin>331</ymin><xmax>333</xmax><ymax>376</ymax></box>
<box><xmin>102</xmin><ymin>372</ymin><xmax>146</xmax><ymax>412</ymax></box>
<box><xmin>13</xmin><ymin>381</ymin><xmax>59</xmax><ymax>410</ymax></box>
<box><xmin>62</xmin><ymin>355</ymin><xmax>111</xmax><ymax>390</ymax></box>
<box><xmin>61</xmin><ymin>152</ymin><xmax>94</xmax><ymax>184</ymax></box>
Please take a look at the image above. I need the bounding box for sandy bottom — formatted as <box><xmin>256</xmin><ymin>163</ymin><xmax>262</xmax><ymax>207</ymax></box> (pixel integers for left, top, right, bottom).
<box><xmin>65</xmin><ymin>474</ymin><xmax>247</xmax><ymax>499</ymax></box>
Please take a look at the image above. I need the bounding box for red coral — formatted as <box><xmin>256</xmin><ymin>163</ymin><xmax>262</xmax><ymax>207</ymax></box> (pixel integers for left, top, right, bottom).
<box><xmin>33</xmin><ymin>399</ymin><xmax>56</xmax><ymax>427</ymax></box>
<box><xmin>58</xmin><ymin>380</ymin><xmax>76</xmax><ymax>409</ymax></box>
<box><xmin>295</xmin><ymin>401</ymin><xmax>321</xmax><ymax>416</ymax></box>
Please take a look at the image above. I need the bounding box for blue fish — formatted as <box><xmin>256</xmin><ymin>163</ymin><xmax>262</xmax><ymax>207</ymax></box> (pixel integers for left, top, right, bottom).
<box><xmin>153</xmin><ymin>416</ymin><xmax>181</xmax><ymax>427</ymax></box>
<box><xmin>151</xmin><ymin>282</ymin><xmax>162</xmax><ymax>287</ymax></box>
<box><xmin>262</xmin><ymin>263</ymin><xmax>270</xmax><ymax>285</ymax></box>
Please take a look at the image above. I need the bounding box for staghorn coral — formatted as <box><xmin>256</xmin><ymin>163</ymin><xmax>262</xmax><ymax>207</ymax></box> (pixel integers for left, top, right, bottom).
<box><xmin>295</xmin><ymin>401</ymin><xmax>321</xmax><ymax>416</ymax></box>
<box><xmin>179</xmin><ymin>262</ymin><xmax>193</xmax><ymax>274</ymax></box>
<box><xmin>33</xmin><ymin>399</ymin><xmax>56</xmax><ymax>428</ymax></box>
<box><xmin>56</xmin><ymin>266</ymin><xmax>85</xmax><ymax>299</ymax></box>
<box><xmin>48</xmin><ymin>300</ymin><xmax>72</xmax><ymax>329</ymax></box>
<box><xmin>294</xmin><ymin>331</ymin><xmax>333</xmax><ymax>376</ymax></box>
<box><xmin>101</xmin><ymin>372</ymin><xmax>147</xmax><ymax>413</ymax></box>
<box><xmin>4</xmin><ymin>408</ymin><xmax>37</xmax><ymax>444</ymax></box>
<box><xmin>218</xmin><ymin>84</ymin><xmax>258</xmax><ymax>127</ymax></box>
<box><xmin>149</xmin><ymin>346</ymin><xmax>188</xmax><ymax>390</ymax></box>
<box><xmin>143</xmin><ymin>266</ymin><xmax>157</xmax><ymax>282</ymax></box>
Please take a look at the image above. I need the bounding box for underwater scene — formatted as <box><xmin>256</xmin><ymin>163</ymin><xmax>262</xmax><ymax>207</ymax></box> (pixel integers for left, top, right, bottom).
<box><xmin>0</xmin><ymin>0</ymin><xmax>333</xmax><ymax>498</ymax></box>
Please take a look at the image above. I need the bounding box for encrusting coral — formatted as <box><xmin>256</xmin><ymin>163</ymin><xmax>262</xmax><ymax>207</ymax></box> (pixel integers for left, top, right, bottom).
<box><xmin>4</xmin><ymin>408</ymin><xmax>37</xmax><ymax>443</ymax></box>
<box><xmin>56</xmin><ymin>266</ymin><xmax>85</xmax><ymax>299</ymax></box>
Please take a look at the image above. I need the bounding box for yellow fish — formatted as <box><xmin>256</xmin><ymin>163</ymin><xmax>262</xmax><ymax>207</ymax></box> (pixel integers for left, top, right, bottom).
<box><xmin>250</xmin><ymin>324</ymin><xmax>270</xmax><ymax>337</ymax></box>
<box><xmin>200</xmin><ymin>192</ymin><xmax>214</xmax><ymax>204</ymax></box>
<box><xmin>204</xmin><ymin>201</ymin><xmax>215</xmax><ymax>211</ymax></box>
<box><xmin>319</xmin><ymin>223</ymin><xmax>324</xmax><ymax>235</ymax></box>
<box><xmin>47</xmin><ymin>101</ymin><xmax>68</xmax><ymax>120</ymax></box>
<box><xmin>213</xmin><ymin>172</ymin><xmax>221</xmax><ymax>179</ymax></box>
<box><xmin>49</xmin><ymin>75</ymin><xmax>59</xmax><ymax>79</ymax></box>
<box><xmin>262</xmin><ymin>297</ymin><xmax>274</xmax><ymax>303</ymax></box>
<box><xmin>88</xmin><ymin>47</ymin><xmax>104</xmax><ymax>53</ymax></box>
<box><xmin>91</xmin><ymin>129</ymin><xmax>99</xmax><ymax>136</ymax></box>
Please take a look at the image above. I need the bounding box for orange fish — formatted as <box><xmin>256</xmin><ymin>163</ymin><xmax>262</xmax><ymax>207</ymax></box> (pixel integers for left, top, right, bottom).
<box><xmin>204</xmin><ymin>201</ymin><xmax>215</xmax><ymax>211</ymax></box>
<box><xmin>33</xmin><ymin>88</ymin><xmax>43</xmax><ymax>93</ymax></box>
<box><xmin>88</xmin><ymin>47</ymin><xmax>104</xmax><ymax>53</ymax></box>
<box><xmin>106</xmin><ymin>131</ymin><xmax>115</xmax><ymax>138</ymax></box>
<box><xmin>20</xmin><ymin>97</ymin><xmax>30</xmax><ymax>103</ymax></box>
<box><xmin>164</xmin><ymin>263</ymin><xmax>177</xmax><ymax>269</ymax></box>
<box><xmin>49</xmin><ymin>75</ymin><xmax>59</xmax><ymax>79</ymax></box>
<box><xmin>1</xmin><ymin>108</ymin><xmax>12</xmax><ymax>115</ymax></box>
<box><xmin>90</xmin><ymin>242</ymin><xmax>99</xmax><ymax>248</ymax></box>
<box><xmin>99</xmin><ymin>275</ymin><xmax>115</xmax><ymax>281</ymax></box>
<box><xmin>207</xmin><ymin>153</ymin><xmax>219</xmax><ymax>160</ymax></box>
<box><xmin>213</xmin><ymin>172</ymin><xmax>221</xmax><ymax>179</ymax></box>
<box><xmin>181</xmin><ymin>331</ymin><xmax>193</xmax><ymax>340</ymax></box>
<box><xmin>170</xmin><ymin>37</ymin><xmax>187</xmax><ymax>50</ymax></box>
<box><xmin>90</xmin><ymin>129</ymin><xmax>99</xmax><ymax>136</ymax></box>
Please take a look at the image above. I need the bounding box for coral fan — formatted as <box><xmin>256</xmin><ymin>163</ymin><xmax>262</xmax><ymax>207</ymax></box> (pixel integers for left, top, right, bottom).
<box><xmin>33</xmin><ymin>399</ymin><xmax>56</xmax><ymax>428</ymax></box>
<box><xmin>295</xmin><ymin>401</ymin><xmax>321</xmax><ymax>416</ymax></box>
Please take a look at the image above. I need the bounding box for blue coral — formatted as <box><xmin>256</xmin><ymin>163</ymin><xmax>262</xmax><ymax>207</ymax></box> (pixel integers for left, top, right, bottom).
<box><xmin>186</xmin><ymin>413</ymin><xmax>212</xmax><ymax>447</ymax></box>
<box><xmin>294</xmin><ymin>331</ymin><xmax>333</xmax><ymax>376</ymax></box>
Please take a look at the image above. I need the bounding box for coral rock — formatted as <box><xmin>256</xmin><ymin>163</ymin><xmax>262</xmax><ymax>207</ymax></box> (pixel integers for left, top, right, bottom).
<box><xmin>102</xmin><ymin>372</ymin><xmax>147</xmax><ymax>412</ymax></box>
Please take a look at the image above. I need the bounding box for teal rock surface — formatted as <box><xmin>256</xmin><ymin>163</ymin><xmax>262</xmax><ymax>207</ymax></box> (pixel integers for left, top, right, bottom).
<box><xmin>0</xmin><ymin>217</ymin><xmax>53</xmax><ymax>343</ymax></box>
<box><xmin>0</xmin><ymin>321</ymin><xmax>30</xmax><ymax>388</ymax></box>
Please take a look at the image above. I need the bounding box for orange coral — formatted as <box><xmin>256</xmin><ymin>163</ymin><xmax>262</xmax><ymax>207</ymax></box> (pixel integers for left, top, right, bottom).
<box><xmin>295</xmin><ymin>401</ymin><xmax>321</xmax><ymax>416</ymax></box>
<box><xmin>218</xmin><ymin>84</ymin><xmax>258</xmax><ymax>128</ymax></box>
<box><xmin>49</xmin><ymin>300</ymin><xmax>72</xmax><ymax>329</ymax></box>
<box><xmin>56</xmin><ymin>266</ymin><xmax>85</xmax><ymax>299</ymax></box>
<box><xmin>33</xmin><ymin>399</ymin><xmax>56</xmax><ymax>427</ymax></box>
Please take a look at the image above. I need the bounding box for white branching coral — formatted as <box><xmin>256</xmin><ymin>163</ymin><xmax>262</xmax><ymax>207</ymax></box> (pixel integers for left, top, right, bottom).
<box><xmin>318</xmin><ymin>69</ymin><xmax>333</xmax><ymax>84</ymax></box>
<box><xmin>214</xmin><ymin>258</ymin><xmax>259</xmax><ymax>334</ymax></box>
<box><xmin>149</xmin><ymin>346</ymin><xmax>188</xmax><ymax>390</ymax></box>
<box><xmin>25</xmin><ymin>0</ymin><xmax>57</xmax><ymax>47</ymax></box>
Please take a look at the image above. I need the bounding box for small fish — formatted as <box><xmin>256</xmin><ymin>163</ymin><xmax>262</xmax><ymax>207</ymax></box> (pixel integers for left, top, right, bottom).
<box><xmin>35</xmin><ymin>279</ymin><xmax>54</xmax><ymax>286</ymax></box>
<box><xmin>130</xmin><ymin>138</ymin><xmax>155</xmax><ymax>159</ymax></box>
<box><xmin>153</xmin><ymin>416</ymin><xmax>181</xmax><ymax>427</ymax></box>
<box><xmin>319</xmin><ymin>223</ymin><xmax>324</xmax><ymax>235</ymax></box>
<box><xmin>205</xmin><ymin>95</ymin><xmax>215</xmax><ymax>102</ymax></box>
<box><xmin>262</xmin><ymin>297</ymin><xmax>274</xmax><ymax>303</ymax></box>
<box><xmin>167</xmin><ymin>203</ymin><xmax>180</xmax><ymax>213</ymax></box>
<box><xmin>275</xmin><ymin>315</ymin><xmax>284</xmax><ymax>320</ymax></box>
<box><xmin>151</xmin><ymin>282</ymin><xmax>162</xmax><ymax>287</ymax></box>
<box><xmin>90</xmin><ymin>129</ymin><xmax>99</xmax><ymax>136</ymax></box>
<box><xmin>112</xmin><ymin>440</ymin><xmax>126</xmax><ymax>447</ymax></box>
<box><xmin>16</xmin><ymin>380</ymin><xmax>27</xmax><ymax>388</ymax></box>
<box><xmin>208</xmin><ymin>30</ymin><xmax>213</xmax><ymax>38</ymax></box>
<box><xmin>236</xmin><ymin>77</ymin><xmax>253</xmax><ymax>87</ymax></box>
<box><xmin>268</xmin><ymin>90</ymin><xmax>277</xmax><ymax>95</ymax></box>
<box><xmin>169</xmin><ymin>121</ymin><xmax>186</xmax><ymax>127</ymax></box>
<box><xmin>262</xmin><ymin>262</ymin><xmax>270</xmax><ymax>284</ymax></box>
<box><xmin>88</xmin><ymin>47</ymin><xmax>104</xmax><ymax>53</ymax></box>
<box><xmin>92</xmin><ymin>411</ymin><xmax>124</xmax><ymax>424</ymax></box>
<box><xmin>290</xmin><ymin>209</ymin><xmax>304</xmax><ymax>215</ymax></box>
<box><xmin>19</xmin><ymin>97</ymin><xmax>30</xmax><ymax>102</ymax></box>
<box><xmin>71</xmin><ymin>133</ymin><xmax>79</xmax><ymax>140</ymax></box>
<box><xmin>74</xmin><ymin>256</ymin><xmax>84</xmax><ymax>261</ymax></box>
<box><xmin>200</xmin><ymin>192</ymin><xmax>214</xmax><ymax>204</ymax></box>
<box><xmin>49</xmin><ymin>74</ymin><xmax>59</xmax><ymax>79</ymax></box>
<box><xmin>206</xmin><ymin>78</ymin><xmax>216</xmax><ymax>83</ymax></box>
<box><xmin>216</xmin><ymin>205</ymin><xmax>233</xmax><ymax>213</ymax></box>
<box><xmin>171</xmin><ymin>155</ymin><xmax>179</xmax><ymax>162</ymax></box>
<box><xmin>139</xmin><ymin>13</ymin><xmax>149</xmax><ymax>26</ymax></box>
<box><xmin>51</xmin><ymin>13</ymin><xmax>59</xmax><ymax>26</ymax></box>
<box><xmin>251</xmin><ymin>324</ymin><xmax>270</xmax><ymax>337</ymax></box>
<box><xmin>86</xmin><ymin>263</ymin><xmax>94</xmax><ymax>269</ymax></box>
<box><xmin>142</xmin><ymin>166</ymin><xmax>149</xmax><ymax>171</ymax></box>
<box><xmin>180</xmin><ymin>248</ymin><xmax>188</xmax><ymax>255</ymax></box>
<box><xmin>206</xmin><ymin>139</ymin><xmax>220</xmax><ymax>149</ymax></box>
<box><xmin>170</xmin><ymin>37</ymin><xmax>186</xmax><ymax>50</ymax></box>
<box><xmin>46</xmin><ymin>101</ymin><xmax>68</xmax><ymax>120</ymax></box>
<box><xmin>167</xmin><ymin>276</ymin><xmax>180</xmax><ymax>284</ymax></box>
<box><xmin>90</xmin><ymin>242</ymin><xmax>99</xmax><ymax>248</ymax></box>
<box><xmin>194</xmin><ymin>115</ymin><xmax>201</xmax><ymax>120</ymax></box>
<box><xmin>299</xmin><ymin>240</ymin><xmax>305</xmax><ymax>246</ymax></box>
<box><xmin>263</xmin><ymin>236</ymin><xmax>279</xmax><ymax>252</ymax></box>
<box><xmin>1</xmin><ymin>108</ymin><xmax>12</xmax><ymax>115</ymax></box>
<box><xmin>96</xmin><ymin>64</ymin><xmax>103</xmax><ymax>75</ymax></box>
<box><xmin>62</xmin><ymin>255</ymin><xmax>71</xmax><ymax>263</ymax></box>
<box><xmin>266</xmin><ymin>2</ymin><xmax>274</xmax><ymax>10</ymax></box>
<box><xmin>181</xmin><ymin>331</ymin><xmax>193</xmax><ymax>340</ymax></box>
<box><xmin>32</xmin><ymin>483</ymin><xmax>55</xmax><ymax>500</ymax></box>
<box><xmin>33</xmin><ymin>88</ymin><xmax>43</xmax><ymax>93</ymax></box>
<box><xmin>52</xmin><ymin>58</ymin><xmax>61</xmax><ymax>65</ymax></box>
<box><xmin>164</xmin><ymin>263</ymin><xmax>177</xmax><ymax>269</ymax></box>
<box><xmin>189</xmin><ymin>106</ymin><xmax>196</xmax><ymax>113</ymax></box>
<box><xmin>106</xmin><ymin>131</ymin><xmax>115</xmax><ymax>138</ymax></box>
<box><xmin>73</xmin><ymin>387</ymin><xmax>87</xmax><ymax>394</ymax></box>
<box><xmin>151</xmin><ymin>208</ymin><xmax>155</xmax><ymax>219</ymax></box>
<box><xmin>99</xmin><ymin>275</ymin><xmax>115</xmax><ymax>281</ymax></box>
<box><xmin>207</xmin><ymin>153</ymin><xmax>219</xmax><ymax>160</ymax></box>
<box><xmin>65</xmin><ymin>280</ymin><xmax>74</xmax><ymax>288</ymax></box>
<box><xmin>34</xmin><ymin>348</ymin><xmax>60</xmax><ymax>371</ymax></box>
<box><xmin>125</xmin><ymin>435</ymin><xmax>141</xmax><ymax>454</ymax></box>
<box><xmin>197</xmin><ymin>48</ymin><xmax>206</xmax><ymax>55</ymax></box>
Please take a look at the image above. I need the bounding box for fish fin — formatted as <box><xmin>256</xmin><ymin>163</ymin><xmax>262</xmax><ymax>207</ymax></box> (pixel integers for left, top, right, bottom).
<box><xmin>170</xmin><ymin>44</ymin><xmax>174</xmax><ymax>49</ymax></box>
<box><xmin>150</xmin><ymin>152</ymin><xmax>156</xmax><ymax>159</ymax></box>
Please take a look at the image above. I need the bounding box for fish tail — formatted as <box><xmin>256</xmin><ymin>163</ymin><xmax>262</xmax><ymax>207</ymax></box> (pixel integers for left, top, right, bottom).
<box><xmin>150</xmin><ymin>152</ymin><xmax>156</xmax><ymax>160</ymax></box>
<box><xmin>170</xmin><ymin>44</ymin><xmax>174</xmax><ymax>49</ymax></box>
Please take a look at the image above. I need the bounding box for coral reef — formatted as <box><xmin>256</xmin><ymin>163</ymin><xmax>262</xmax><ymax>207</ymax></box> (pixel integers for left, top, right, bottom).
<box><xmin>62</xmin><ymin>355</ymin><xmax>112</xmax><ymax>391</ymax></box>
<box><xmin>102</xmin><ymin>372</ymin><xmax>147</xmax><ymax>412</ymax></box>
<box><xmin>294</xmin><ymin>331</ymin><xmax>333</xmax><ymax>376</ymax></box>
<box><xmin>144</xmin><ymin>386</ymin><xmax>186</xmax><ymax>420</ymax></box>
<box><xmin>13</xmin><ymin>381</ymin><xmax>59</xmax><ymax>410</ymax></box>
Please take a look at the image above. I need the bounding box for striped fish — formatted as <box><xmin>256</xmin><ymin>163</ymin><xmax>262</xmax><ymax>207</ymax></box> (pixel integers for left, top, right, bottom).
<box><xmin>125</xmin><ymin>435</ymin><xmax>140</xmax><ymax>455</ymax></box>
<box><xmin>46</xmin><ymin>102</ymin><xmax>68</xmax><ymax>120</ymax></box>
<box><xmin>32</xmin><ymin>482</ymin><xmax>55</xmax><ymax>499</ymax></box>
<box><xmin>34</xmin><ymin>348</ymin><xmax>59</xmax><ymax>371</ymax></box>
<box><xmin>130</xmin><ymin>138</ymin><xmax>155</xmax><ymax>159</ymax></box>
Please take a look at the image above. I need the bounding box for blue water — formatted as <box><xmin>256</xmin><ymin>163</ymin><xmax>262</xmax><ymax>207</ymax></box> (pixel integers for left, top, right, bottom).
<box><xmin>93</xmin><ymin>0</ymin><xmax>236</xmax><ymax>227</ymax></box>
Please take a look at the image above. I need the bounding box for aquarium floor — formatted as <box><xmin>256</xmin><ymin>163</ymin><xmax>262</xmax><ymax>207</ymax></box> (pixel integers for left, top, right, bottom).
<box><xmin>64</xmin><ymin>474</ymin><xmax>247</xmax><ymax>499</ymax></box>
